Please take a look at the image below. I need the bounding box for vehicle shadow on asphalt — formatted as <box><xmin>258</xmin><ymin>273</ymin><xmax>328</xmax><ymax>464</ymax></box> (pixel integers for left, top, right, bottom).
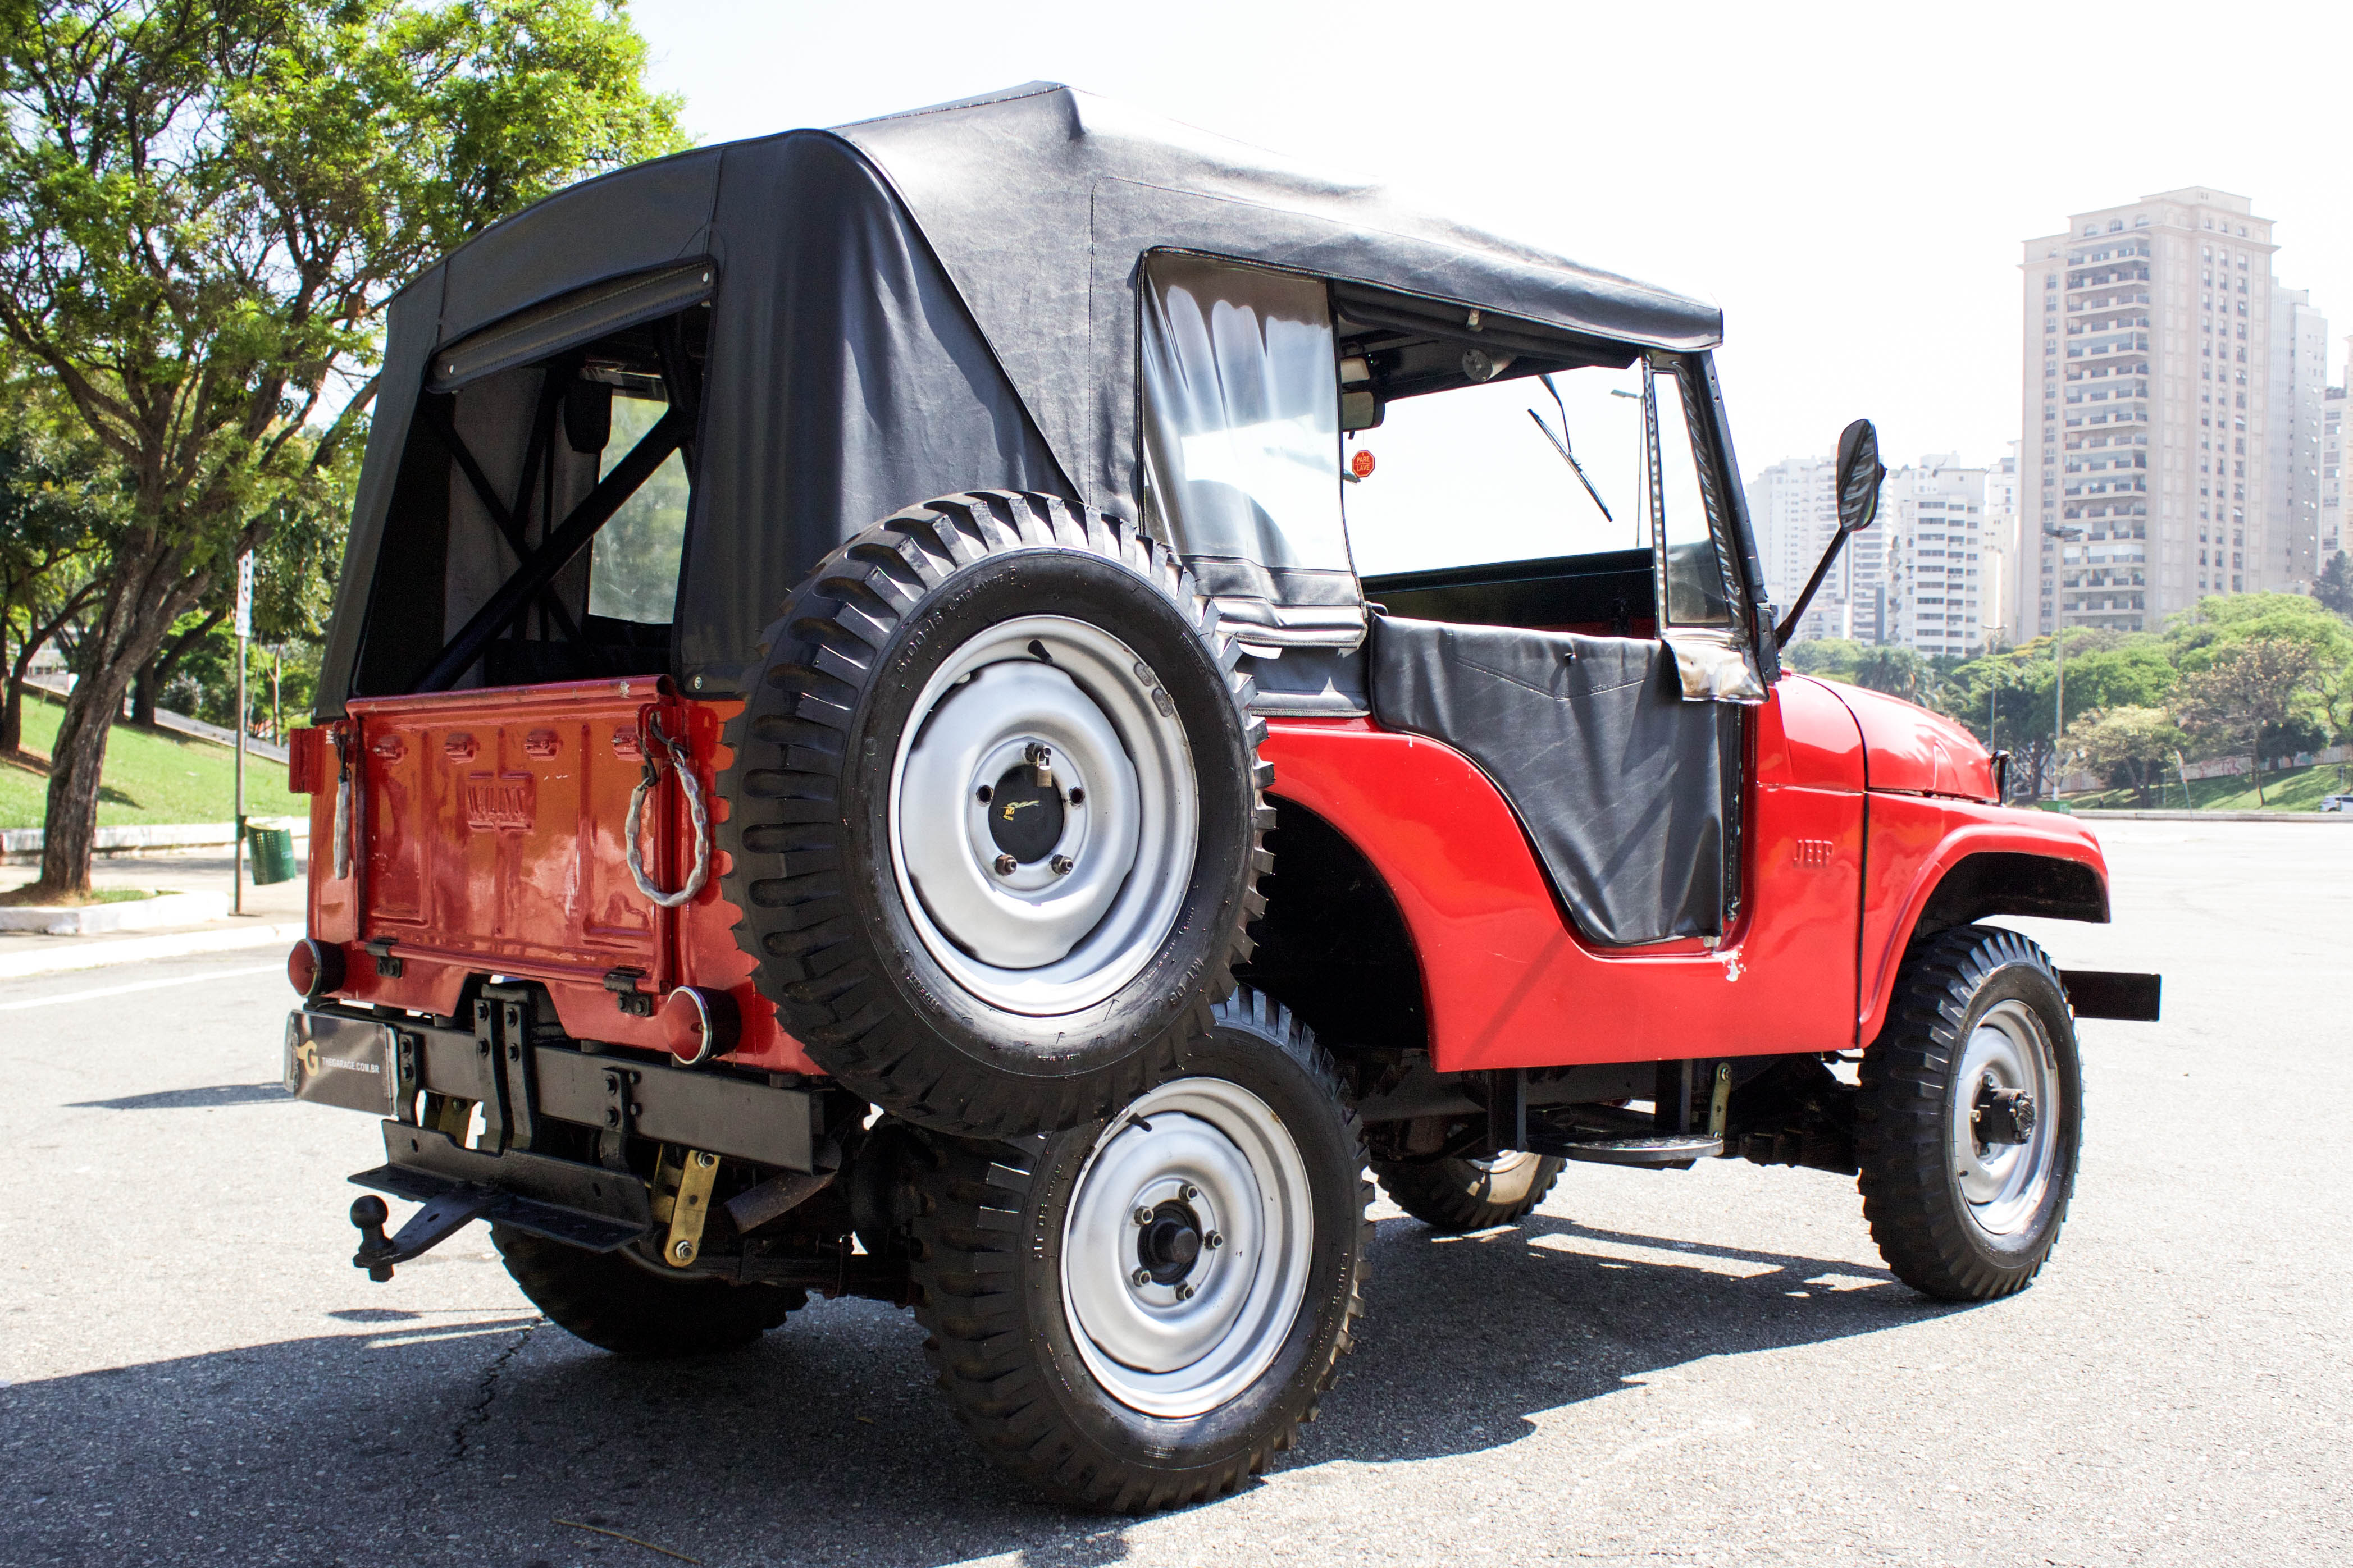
<box><xmin>0</xmin><ymin>1206</ymin><xmax>1964</xmax><ymax>1568</ymax></box>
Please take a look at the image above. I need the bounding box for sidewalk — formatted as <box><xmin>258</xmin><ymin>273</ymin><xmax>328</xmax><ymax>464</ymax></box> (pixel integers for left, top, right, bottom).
<box><xmin>0</xmin><ymin>848</ymin><xmax>306</xmax><ymax>979</ymax></box>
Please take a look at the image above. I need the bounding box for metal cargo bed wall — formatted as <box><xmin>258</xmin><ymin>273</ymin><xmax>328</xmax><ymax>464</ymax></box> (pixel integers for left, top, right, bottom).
<box><xmin>315</xmin><ymin>132</ymin><xmax>1064</xmax><ymax>714</ymax></box>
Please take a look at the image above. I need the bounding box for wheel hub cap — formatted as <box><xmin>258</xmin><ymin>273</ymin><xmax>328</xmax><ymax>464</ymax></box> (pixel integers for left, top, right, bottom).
<box><xmin>1138</xmin><ymin>1200</ymin><xmax>1204</xmax><ymax>1284</ymax></box>
<box><xmin>1950</xmin><ymin>999</ymin><xmax>2060</xmax><ymax>1239</ymax></box>
<box><xmin>983</xmin><ymin>763</ymin><xmax>1065</xmax><ymax>864</ymax></box>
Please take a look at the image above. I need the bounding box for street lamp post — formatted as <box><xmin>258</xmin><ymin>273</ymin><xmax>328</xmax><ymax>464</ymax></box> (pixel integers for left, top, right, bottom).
<box><xmin>2041</xmin><ymin>525</ymin><xmax>2084</xmax><ymax>801</ymax></box>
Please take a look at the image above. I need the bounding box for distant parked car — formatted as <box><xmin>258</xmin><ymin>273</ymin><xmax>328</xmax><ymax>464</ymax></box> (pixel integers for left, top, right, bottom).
<box><xmin>2320</xmin><ymin>793</ymin><xmax>2353</xmax><ymax>813</ymax></box>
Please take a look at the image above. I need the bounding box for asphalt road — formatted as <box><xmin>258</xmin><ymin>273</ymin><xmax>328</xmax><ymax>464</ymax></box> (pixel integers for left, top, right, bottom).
<box><xmin>1</xmin><ymin>820</ymin><xmax>2346</xmax><ymax>1567</ymax></box>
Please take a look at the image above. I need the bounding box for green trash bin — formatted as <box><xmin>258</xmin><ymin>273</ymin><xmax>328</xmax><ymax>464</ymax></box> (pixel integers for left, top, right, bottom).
<box><xmin>247</xmin><ymin>822</ymin><xmax>297</xmax><ymax>886</ymax></box>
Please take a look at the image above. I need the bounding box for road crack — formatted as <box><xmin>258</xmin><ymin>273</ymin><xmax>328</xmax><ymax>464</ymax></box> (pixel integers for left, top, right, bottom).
<box><xmin>449</xmin><ymin>1318</ymin><xmax>540</xmax><ymax>1462</ymax></box>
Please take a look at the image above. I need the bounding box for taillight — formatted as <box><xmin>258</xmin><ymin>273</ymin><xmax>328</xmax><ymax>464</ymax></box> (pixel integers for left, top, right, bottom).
<box><xmin>661</xmin><ymin>986</ymin><xmax>741</xmax><ymax>1066</ymax></box>
<box><xmin>289</xmin><ymin>938</ymin><xmax>345</xmax><ymax>999</ymax></box>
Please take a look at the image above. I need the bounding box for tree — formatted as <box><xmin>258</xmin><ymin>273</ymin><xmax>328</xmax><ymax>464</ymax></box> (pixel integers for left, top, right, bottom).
<box><xmin>2317</xmin><ymin>551</ymin><xmax>2353</xmax><ymax>619</ymax></box>
<box><xmin>2169</xmin><ymin>637</ymin><xmax>2322</xmax><ymax>806</ymax></box>
<box><xmin>0</xmin><ymin>1</ymin><xmax>685</xmax><ymax>895</ymax></box>
<box><xmin>2064</xmin><ymin>706</ymin><xmax>2183</xmax><ymax>807</ymax></box>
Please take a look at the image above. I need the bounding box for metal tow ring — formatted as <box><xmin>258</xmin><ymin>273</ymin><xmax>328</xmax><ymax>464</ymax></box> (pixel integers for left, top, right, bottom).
<box><xmin>626</xmin><ymin>711</ymin><xmax>710</xmax><ymax>909</ymax></box>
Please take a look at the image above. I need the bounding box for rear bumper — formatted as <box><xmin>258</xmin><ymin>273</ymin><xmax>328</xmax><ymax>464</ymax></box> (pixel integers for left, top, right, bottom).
<box><xmin>355</xmin><ymin>1121</ymin><xmax>650</xmax><ymax>1252</ymax></box>
<box><xmin>285</xmin><ymin>1000</ymin><xmax>829</xmax><ymax>1249</ymax></box>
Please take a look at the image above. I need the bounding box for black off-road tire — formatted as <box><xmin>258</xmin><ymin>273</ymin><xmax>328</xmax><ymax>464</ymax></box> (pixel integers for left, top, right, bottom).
<box><xmin>908</xmin><ymin>989</ymin><xmax>1369</xmax><ymax>1513</ymax></box>
<box><xmin>491</xmin><ymin>1227</ymin><xmax>803</xmax><ymax>1357</ymax></box>
<box><xmin>1374</xmin><ymin>1151</ymin><xmax>1567</xmax><ymax>1232</ymax></box>
<box><xmin>1855</xmin><ymin>925</ymin><xmax>2082</xmax><ymax>1302</ymax></box>
<box><xmin>719</xmin><ymin>491</ymin><xmax>1271</xmax><ymax>1139</ymax></box>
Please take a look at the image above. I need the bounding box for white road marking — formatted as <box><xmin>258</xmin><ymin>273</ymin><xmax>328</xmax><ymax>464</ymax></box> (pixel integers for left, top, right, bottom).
<box><xmin>0</xmin><ymin>963</ymin><xmax>280</xmax><ymax>1013</ymax></box>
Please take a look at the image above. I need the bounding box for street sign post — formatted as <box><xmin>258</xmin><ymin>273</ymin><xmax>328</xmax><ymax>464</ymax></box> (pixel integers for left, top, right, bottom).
<box><xmin>234</xmin><ymin>552</ymin><xmax>252</xmax><ymax>916</ymax></box>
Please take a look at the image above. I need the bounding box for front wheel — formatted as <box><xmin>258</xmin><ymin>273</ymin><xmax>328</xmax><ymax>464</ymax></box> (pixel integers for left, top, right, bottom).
<box><xmin>909</xmin><ymin>989</ymin><xmax>1369</xmax><ymax>1512</ymax></box>
<box><xmin>1374</xmin><ymin>1151</ymin><xmax>1566</xmax><ymax>1232</ymax></box>
<box><xmin>1855</xmin><ymin>925</ymin><xmax>2082</xmax><ymax>1301</ymax></box>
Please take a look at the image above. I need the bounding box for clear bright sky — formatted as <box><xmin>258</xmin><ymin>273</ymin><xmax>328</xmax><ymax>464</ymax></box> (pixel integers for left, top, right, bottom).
<box><xmin>631</xmin><ymin>0</ymin><xmax>2353</xmax><ymax>484</ymax></box>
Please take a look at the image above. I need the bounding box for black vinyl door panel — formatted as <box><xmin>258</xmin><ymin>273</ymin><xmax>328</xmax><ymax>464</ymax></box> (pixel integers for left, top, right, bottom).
<box><xmin>1369</xmin><ymin>616</ymin><xmax>1733</xmax><ymax>946</ymax></box>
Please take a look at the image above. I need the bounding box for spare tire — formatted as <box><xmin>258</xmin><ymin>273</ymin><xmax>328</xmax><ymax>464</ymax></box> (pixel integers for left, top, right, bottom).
<box><xmin>719</xmin><ymin>491</ymin><xmax>1272</xmax><ymax>1136</ymax></box>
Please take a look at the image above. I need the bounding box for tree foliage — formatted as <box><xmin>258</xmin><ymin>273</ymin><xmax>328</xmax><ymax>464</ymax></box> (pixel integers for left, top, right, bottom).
<box><xmin>2168</xmin><ymin>637</ymin><xmax>2324</xmax><ymax>806</ymax></box>
<box><xmin>0</xmin><ymin>0</ymin><xmax>684</xmax><ymax>891</ymax></box>
<box><xmin>2316</xmin><ymin>551</ymin><xmax>2353</xmax><ymax>619</ymax></box>
<box><xmin>0</xmin><ymin>375</ymin><xmax>109</xmax><ymax>752</ymax></box>
<box><xmin>2062</xmin><ymin>705</ymin><xmax>2183</xmax><ymax>807</ymax></box>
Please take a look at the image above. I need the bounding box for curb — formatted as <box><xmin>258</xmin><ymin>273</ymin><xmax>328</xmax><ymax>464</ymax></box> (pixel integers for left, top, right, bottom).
<box><xmin>2</xmin><ymin>819</ymin><xmax>309</xmax><ymax>863</ymax></box>
<box><xmin>0</xmin><ymin>890</ymin><xmax>230</xmax><ymax>936</ymax></box>
<box><xmin>0</xmin><ymin>920</ymin><xmax>306</xmax><ymax>981</ymax></box>
<box><xmin>2070</xmin><ymin>809</ymin><xmax>2352</xmax><ymax>823</ymax></box>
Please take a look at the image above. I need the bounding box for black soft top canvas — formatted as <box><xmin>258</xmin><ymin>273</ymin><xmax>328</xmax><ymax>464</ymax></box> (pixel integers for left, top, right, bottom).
<box><xmin>317</xmin><ymin>83</ymin><xmax>1725</xmax><ymax>714</ymax></box>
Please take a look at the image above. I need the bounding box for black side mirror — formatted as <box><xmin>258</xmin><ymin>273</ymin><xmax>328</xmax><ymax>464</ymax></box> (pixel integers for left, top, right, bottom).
<box><xmin>1835</xmin><ymin>418</ymin><xmax>1885</xmax><ymax>534</ymax></box>
<box><xmin>1775</xmin><ymin>417</ymin><xmax>1886</xmax><ymax>649</ymax></box>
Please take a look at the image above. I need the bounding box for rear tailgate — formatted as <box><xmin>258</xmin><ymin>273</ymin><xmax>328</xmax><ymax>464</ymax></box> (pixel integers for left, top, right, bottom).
<box><xmin>299</xmin><ymin>678</ymin><xmax>810</xmax><ymax>1071</ymax></box>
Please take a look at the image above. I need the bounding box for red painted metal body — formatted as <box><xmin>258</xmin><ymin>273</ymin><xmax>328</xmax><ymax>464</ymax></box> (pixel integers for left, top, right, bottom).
<box><xmin>291</xmin><ymin>668</ymin><xmax>2103</xmax><ymax>1082</ymax></box>
<box><xmin>293</xmin><ymin>679</ymin><xmax>815</xmax><ymax>1075</ymax></box>
<box><xmin>1261</xmin><ymin>674</ymin><xmax>2107</xmax><ymax>1073</ymax></box>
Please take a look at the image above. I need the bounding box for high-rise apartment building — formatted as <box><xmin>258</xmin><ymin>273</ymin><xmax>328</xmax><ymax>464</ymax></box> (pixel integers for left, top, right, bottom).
<box><xmin>2272</xmin><ymin>289</ymin><xmax>2331</xmax><ymax>588</ymax></box>
<box><xmin>2021</xmin><ymin>188</ymin><xmax>2315</xmax><ymax>638</ymax></box>
<box><xmin>1744</xmin><ymin>456</ymin><xmax>1842</xmax><ymax>641</ymax></box>
<box><xmin>1880</xmin><ymin>456</ymin><xmax>1992</xmax><ymax>655</ymax></box>
<box><xmin>2323</xmin><ymin>377</ymin><xmax>2347</xmax><ymax>570</ymax></box>
<box><xmin>1983</xmin><ymin>444</ymin><xmax>2023</xmax><ymax>643</ymax></box>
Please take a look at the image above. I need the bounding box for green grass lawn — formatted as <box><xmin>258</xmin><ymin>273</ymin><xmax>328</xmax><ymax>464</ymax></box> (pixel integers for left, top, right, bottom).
<box><xmin>2065</xmin><ymin>760</ymin><xmax>2352</xmax><ymax>812</ymax></box>
<box><xmin>1</xmin><ymin>691</ymin><xmax>303</xmax><ymax>830</ymax></box>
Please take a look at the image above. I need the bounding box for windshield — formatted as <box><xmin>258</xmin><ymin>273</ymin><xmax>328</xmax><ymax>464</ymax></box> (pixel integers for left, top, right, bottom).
<box><xmin>1342</xmin><ymin>354</ymin><xmax>1738</xmax><ymax>631</ymax></box>
<box><xmin>1343</xmin><ymin>364</ymin><xmax>1647</xmax><ymax>576</ymax></box>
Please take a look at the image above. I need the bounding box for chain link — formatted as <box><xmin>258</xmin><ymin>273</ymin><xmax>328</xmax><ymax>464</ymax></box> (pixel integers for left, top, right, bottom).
<box><xmin>625</xmin><ymin>711</ymin><xmax>710</xmax><ymax>908</ymax></box>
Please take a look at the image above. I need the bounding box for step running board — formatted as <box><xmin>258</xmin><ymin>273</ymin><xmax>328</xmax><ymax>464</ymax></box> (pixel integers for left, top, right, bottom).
<box><xmin>1522</xmin><ymin>1132</ymin><xmax>1723</xmax><ymax>1169</ymax></box>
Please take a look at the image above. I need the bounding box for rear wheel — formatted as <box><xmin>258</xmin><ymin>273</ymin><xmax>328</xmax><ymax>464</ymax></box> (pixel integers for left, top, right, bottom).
<box><xmin>1855</xmin><ymin>925</ymin><xmax>2082</xmax><ymax>1301</ymax></box>
<box><xmin>720</xmin><ymin>491</ymin><xmax>1271</xmax><ymax>1139</ymax></box>
<box><xmin>1374</xmin><ymin>1150</ymin><xmax>1566</xmax><ymax>1232</ymax></box>
<box><xmin>491</xmin><ymin>1227</ymin><xmax>802</xmax><ymax>1357</ymax></box>
<box><xmin>909</xmin><ymin>989</ymin><xmax>1368</xmax><ymax>1512</ymax></box>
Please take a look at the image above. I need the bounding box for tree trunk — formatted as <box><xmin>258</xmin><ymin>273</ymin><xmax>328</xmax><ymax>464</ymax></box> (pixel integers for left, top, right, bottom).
<box><xmin>29</xmin><ymin>540</ymin><xmax>209</xmax><ymax>897</ymax></box>
<box><xmin>0</xmin><ymin>624</ymin><xmax>16</xmax><ymax>756</ymax></box>
<box><xmin>132</xmin><ymin>656</ymin><xmax>158</xmax><ymax>726</ymax></box>
<box><xmin>1</xmin><ymin>668</ymin><xmax>23</xmax><ymax>757</ymax></box>
<box><xmin>36</xmin><ymin>665</ymin><xmax>133</xmax><ymax>892</ymax></box>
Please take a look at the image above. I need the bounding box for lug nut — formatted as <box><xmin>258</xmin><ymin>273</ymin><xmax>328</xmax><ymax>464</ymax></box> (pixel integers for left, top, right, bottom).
<box><xmin>1068</xmin><ymin>787</ymin><xmax>1084</xmax><ymax>805</ymax></box>
<box><xmin>1050</xmin><ymin>854</ymin><xmax>1074</xmax><ymax>876</ymax></box>
<box><xmin>1133</xmin><ymin>1207</ymin><xmax>1153</xmax><ymax>1227</ymax></box>
<box><xmin>1175</xmin><ymin>1283</ymin><xmax>1195</xmax><ymax>1301</ymax></box>
<box><xmin>993</xmin><ymin>853</ymin><xmax>1017</xmax><ymax>875</ymax></box>
<box><xmin>1206</xmin><ymin>1231</ymin><xmax>1224</xmax><ymax>1249</ymax></box>
<box><xmin>1180</xmin><ymin>1183</ymin><xmax>1198</xmax><ymax>1201</ymax></box>
<box><xmin>1131</xmin><ymin>1267</ymin><xmax>1152</xmax><ymax>1288</ymax></box>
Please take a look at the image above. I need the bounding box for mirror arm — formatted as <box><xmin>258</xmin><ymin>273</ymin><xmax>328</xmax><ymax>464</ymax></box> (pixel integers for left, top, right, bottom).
<box><xmin>1775</xmin><ymin>531</ymin><xmax>1852</xmax><ymax>650</ymax></box>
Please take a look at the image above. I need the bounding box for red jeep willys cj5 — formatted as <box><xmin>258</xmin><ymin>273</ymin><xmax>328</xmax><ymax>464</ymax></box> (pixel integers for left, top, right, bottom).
<box><xmin>281</xmin><ymin>84</ymin><xmax>2159</xmax><ymax>1511</ymax></box>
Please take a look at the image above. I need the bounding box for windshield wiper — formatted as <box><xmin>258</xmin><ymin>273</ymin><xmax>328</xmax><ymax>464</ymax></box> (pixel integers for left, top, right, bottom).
<box><xmin>1527</xmin><ymin>373</ymin><xmax>1613</xmax><ymax>524</ymax></box>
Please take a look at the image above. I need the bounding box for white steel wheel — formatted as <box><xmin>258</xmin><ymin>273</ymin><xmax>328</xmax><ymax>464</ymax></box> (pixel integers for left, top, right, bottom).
<box><xmin>908</xmin><ymin>988</ymin><xmax>1367</xmax><ymax>1512</ymax></box>
<box><xmin>1951</xmin><ymin>998</ymin><xmax>2061</xmax><ymax>1240</ymax></box>
<box><xmin>1060</xmin><ymin>1076</ymin><xmax>1315</xmax><ymax>1419</ymax></box>
<box><xmin>891</xmin><ymin>615</ymin><xmax>1200</xmax><ymax>1017</ymax></box>
<box><xmin>1856</xmin><ymin>924</ymin><xmax>2082</xmax><ymax>1302</ymax></box>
